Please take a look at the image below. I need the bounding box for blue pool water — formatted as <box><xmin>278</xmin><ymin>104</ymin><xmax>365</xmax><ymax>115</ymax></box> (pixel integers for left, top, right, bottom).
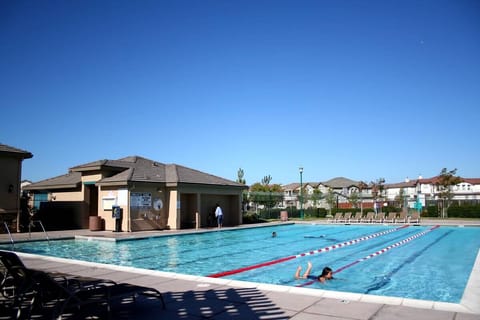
<box><xmin>3</xmin><ymin>224</ymin><xmax>480</xmax><ymax>303</ymax></box>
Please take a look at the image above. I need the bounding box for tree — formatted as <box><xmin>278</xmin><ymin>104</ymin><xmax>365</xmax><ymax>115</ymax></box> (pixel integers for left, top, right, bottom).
<box><xmin>358</xmin><ymin>181</ymin><xmax>368</xmax><ymax>214</ymax></box>
<box><xmin>370</xmin><ymin>178</ymin><xmax>385</xmax><ymax>200</ymax></box>
<box><xmin>249</xmin><ymin>177</ymin><xmax>283</xmax><ymax>215</ymax></box>
<box><xmin>310</xmin><ymin>188</ymin><xmax>323</xmax><ymax>208</ymax></box>
<box><xmin>348</xmin><ymin>192</ymin><xmax>360</xmax><ymax>209</ymax></box>
<box><xmin>435</xmin><ymin>168</ymin><xmax>462</xmax><ymax>218</ymax></box>
<box><xmin>268</xmin><ymin>184</ymin><xmax>284</xmax><ymax>210</ymax></box>
<box><xmin>395</xmin><ymin>187</ymin><xmax>406</xmax><ymax>210</ymax></box>
<box><xmin>325</xmin><ymin>188</ymin><xmax>336</xmax><ymax>216</ymax></box>
<box><xmin>298</xmin><ymin>185</ymin><xmax>308</xmax><ymax>211</ymax></box>
<box><xmin>261</xmin><ymin>175</ymin><xmax>272</xmax><ymax>186</ymax></box>
<box><xmin>236</xmin><ymin>168</ymin><xmax>247</xmax><ymax>212</ymax></box>
<box><xmin>236</xmin><ymin>168</ymin><xmax>246</xmax><ymax>184</ymax></box>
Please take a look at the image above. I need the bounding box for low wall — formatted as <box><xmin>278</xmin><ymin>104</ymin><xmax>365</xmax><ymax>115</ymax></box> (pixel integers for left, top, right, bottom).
<box><xmin>36</xmin><ymin>201</ymin><xmax>89</xmax><ymax>231</ymax></box>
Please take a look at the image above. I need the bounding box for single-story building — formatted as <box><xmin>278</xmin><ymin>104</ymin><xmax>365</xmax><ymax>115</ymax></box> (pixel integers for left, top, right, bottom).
<box><xmin>24</xmin><ymin>156</ymin><xmax>248</xmax><ymax>232</ymax></box>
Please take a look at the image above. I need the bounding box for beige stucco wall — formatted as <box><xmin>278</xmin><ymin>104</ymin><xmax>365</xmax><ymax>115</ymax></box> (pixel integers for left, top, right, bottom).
<box><xmin>176</xmin><ymin>184</ymin><xmax>244</xmax><ymax>228</ymax></box>
<box><xmin>98</xmin><ymin>184</ymin><xmax>169</xmax><ymax>232</ymax></box>
<box><xmin>47</xmin><ymin>171</ymin><xmax>101</xmax><ymax>203</ymax></box>
<box><xmin>167</xmin><ymin>189</ymin><xmax>179</xmax><ymax>229</ymax></box>
<box><xmin>51</xmin><ymin>189</ymin><xmax>84</xmax><ymax>201</ymax></box>
<box><xmin>98</xmin><ymin>187</ymin><xmax>126</xmax><ymax>231</ymax></box>
<box><xmin>97</xmin><ymin>183</ymin><xmax>244</xmax><ymax>231</ymax></box>
<box><xmin>82</xmin><ymin>173</ymin><xmax>103</xmax><ymax>183</ymax></box>
<box><xmin>0</xmin><ymin>157</ymin><xmax>22</xmax><ymax>217</ymax></box>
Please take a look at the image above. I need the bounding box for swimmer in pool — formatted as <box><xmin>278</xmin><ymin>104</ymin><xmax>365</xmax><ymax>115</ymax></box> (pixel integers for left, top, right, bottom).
<box><xmin>295</xmin><ymin>262</ymin><xmax>333</xmax><ymax>283</ymax></box>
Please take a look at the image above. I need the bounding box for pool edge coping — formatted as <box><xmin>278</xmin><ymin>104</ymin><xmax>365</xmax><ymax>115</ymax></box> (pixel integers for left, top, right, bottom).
<box><xmin>15</xmin><ymin>244</ymin><xmax>480</xmax><ymax>315</ymax></box>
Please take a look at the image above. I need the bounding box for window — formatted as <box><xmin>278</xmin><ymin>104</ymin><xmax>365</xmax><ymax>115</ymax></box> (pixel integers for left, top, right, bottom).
<box><xmin>33</xmin><ymin>193</ymin><xmax>48</xmax><ymax>209</ymax></box>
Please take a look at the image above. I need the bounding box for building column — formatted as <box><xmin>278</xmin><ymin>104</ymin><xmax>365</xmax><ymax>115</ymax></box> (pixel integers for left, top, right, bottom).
<box><xmin>236</xmin><ymin>193</ymin><xmax>242</xmax><ymax>225</ymax></box>
<box><xmin>167</xmin><ymin>190</ymin><xmax>180</xmax><ymax>230</ymax></box>
<box><xmin>195</xmin><ymin>193</ymin><xmax>201</xmax><ymax>227</ymax></box>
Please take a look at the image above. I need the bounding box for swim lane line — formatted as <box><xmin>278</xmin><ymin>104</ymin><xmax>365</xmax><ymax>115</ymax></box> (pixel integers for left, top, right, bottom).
<box><xmin>364</xmin><ymin>228</ymin><xmax>452</xmax><ymax>294</ymax></box>
<box><xmin>296</xmin><ymin>225</ymin><xmax>440</xmax><ymax>287</ymax></box>
<box><xmin>207</xmin><ymin>225</ymin><xmax>409</xmax><ymax>278</ymax></box>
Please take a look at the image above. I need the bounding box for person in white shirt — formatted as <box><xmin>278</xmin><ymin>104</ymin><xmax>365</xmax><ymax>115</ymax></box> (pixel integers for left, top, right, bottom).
<box><xmin>215</xmin><ymin>203</ymin><xmax>223</xmax><ymax>229</ymax></box>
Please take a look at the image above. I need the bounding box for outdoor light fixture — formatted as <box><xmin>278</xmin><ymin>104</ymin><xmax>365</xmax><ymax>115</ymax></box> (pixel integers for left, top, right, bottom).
<box><xmin>8</xmin><ymin>184</ymin><xmax>14</xmax><ymax>193</ymax></box>
<box><xmin>299</xmin><ymin>167</ymin><xmax>304</xmax><ymax>220</ymax></box>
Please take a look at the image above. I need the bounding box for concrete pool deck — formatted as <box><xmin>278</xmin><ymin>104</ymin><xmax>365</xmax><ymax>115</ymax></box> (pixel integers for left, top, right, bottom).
<box><xmin>1</xmin><ymin>219</ymin><xmax>479</xmax><ymax>319</ymax></box>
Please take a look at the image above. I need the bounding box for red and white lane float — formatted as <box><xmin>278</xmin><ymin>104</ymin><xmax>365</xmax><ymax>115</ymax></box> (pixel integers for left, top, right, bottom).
<box><xmin>208</xmin><ymin>225</ymin><xmax>409</xmax><ymax>278</ymax></box>
<box><xmin>297</xmin><ymin>225</ymin><xmax>440</xmax><ymax>287</ymax></box>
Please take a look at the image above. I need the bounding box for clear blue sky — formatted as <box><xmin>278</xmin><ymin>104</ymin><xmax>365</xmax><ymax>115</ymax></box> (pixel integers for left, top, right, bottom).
<box><xmin>1</xmin><ymin>0</ymin><xmax>479</xmax><ymax>185</ymax></box>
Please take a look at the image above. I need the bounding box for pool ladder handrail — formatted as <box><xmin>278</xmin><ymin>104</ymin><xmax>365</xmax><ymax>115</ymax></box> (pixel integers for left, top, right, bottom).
<box><xmin>28</xmin><ymin>220</ymin><xmax>50</xmax><ymax>243</ymax></box>
<box><xmin>2</xmin><ymin>221</ymin><xmax>15</xmax><ymax>249</ymax></box>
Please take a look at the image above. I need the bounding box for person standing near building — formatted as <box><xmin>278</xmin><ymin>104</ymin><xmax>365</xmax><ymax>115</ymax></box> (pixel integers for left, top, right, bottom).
<box><xmin>215</xmin><ymin>203</ymin><xmax>223</xmax><ymax>229</ymax></box>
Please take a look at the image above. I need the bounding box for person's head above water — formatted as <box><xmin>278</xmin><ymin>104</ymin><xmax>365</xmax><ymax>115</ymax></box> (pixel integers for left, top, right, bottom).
<box><xmin>318</xmin><ymin>267</ymin><xmax>333</xmax><ymax>282</ymax></box>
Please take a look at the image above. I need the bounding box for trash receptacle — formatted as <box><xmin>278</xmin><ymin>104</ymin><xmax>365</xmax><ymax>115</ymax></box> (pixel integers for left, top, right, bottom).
<box><xmin>89</xmin><ymin>216</ymin><xmax>102</xmax><ymax>231</ymax></box>
<box><xmin>112</xmin><ymin>205</ymin><xmax>123</xmax><ymax>232</ymax></box>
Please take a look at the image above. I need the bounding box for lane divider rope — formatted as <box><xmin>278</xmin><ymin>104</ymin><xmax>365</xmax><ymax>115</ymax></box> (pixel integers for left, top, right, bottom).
<box><xmin>364</xmin><ymin>228</ymin><xmax>451</xmax><ymax>294</ymax></box>
<box><xmin>208</xmin><ymin>225</ymin><xmax>409</xmax><ymax>278</ymax></box>
<box><xmin>296</xmin><ymin>225</ymin><xmax>440</xmax><ymax>287</ymax></box>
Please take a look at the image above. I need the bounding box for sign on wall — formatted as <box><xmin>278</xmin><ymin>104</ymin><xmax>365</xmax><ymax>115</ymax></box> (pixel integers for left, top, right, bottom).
<box><xmin>130</xmin><ymin>192</ymin><xmax>152</xmax><ymax>207</ymax></box>
<box><xmin>102</xmin><ymin>197</ymin><xmax>116</xmax><ymax>210</ymax></box>
<box><xmin>117</xmin><ymin>189</ymin><xmax>128</xmax><ymax>206</ymax></box>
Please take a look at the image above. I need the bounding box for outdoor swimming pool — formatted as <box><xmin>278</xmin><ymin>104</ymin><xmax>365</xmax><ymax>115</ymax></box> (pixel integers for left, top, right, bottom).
<box><xmin>3</xmin><ymin>224</ymin><xmax>480</xmax><ymax>303</ymax></box>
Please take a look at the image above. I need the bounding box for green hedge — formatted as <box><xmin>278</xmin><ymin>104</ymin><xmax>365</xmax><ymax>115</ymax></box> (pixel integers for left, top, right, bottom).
<box><xmin>422</xmin><ymin>205</ymin><xmax>480</xmax><ymax>218</ymax></box>
<box><xmin>242</xmin><ymin>212</ymin><xmax>263</xmax><ymax>224</ymax></box>
<box><xmin>252</xmin><ymin>205</ymin><xmax>480</xmax><ymax>220</ymax></box>
<box><xmin>254</xmin><ymin>207</ymin><xmax>328</xmax><ymax>219</ymax></box>
<box><xmin>424</xmin><ymin>206</ymin><xmax>439</xmax><ymax>217</ymax></box>
<box><xmin>447</xmin><ymin>205</ymin><xmax>480</xmax><ymax>218</ymax></box>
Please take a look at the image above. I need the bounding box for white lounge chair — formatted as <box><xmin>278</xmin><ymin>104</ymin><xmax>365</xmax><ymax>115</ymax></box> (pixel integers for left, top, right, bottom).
<box><xmin>351</xmin><ymin>211</ymin><xmax>363</xmax><ymax>223</ymax></box>
<box><xmin>384</xmin><ymin>212</ymin><xmax>396</xmax><ymax>223</ymax></box>
<box><xmin>374</xmin><ymin>212</ymin><xmax>385</xmax><ymax>223</ymax></box>
<box><xmin>409</xmin><ymin>211</ymin><xmax>421</xmax><ymax>224</ymax></box>
<box><xmin>361</xmin><ymin>212</ymin><xmax>374</xmax><ymax>223</ymax></box>
<box><xmin>338</xmin><ymin>212</ymin><xmax>352</xmax><ymax>224</ymax></box>
<box><xmin>396</xmin><ymin>211</ymin><xmax>407</xmax><ymax>224</ymax></box>
<box><xmin>332</xmin><ymin>212</ymin><xmax>343</xmax><ymax>223</ymax></box>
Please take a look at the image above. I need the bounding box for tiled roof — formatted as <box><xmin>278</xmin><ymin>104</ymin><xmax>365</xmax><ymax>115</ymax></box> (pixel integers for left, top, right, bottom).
<box><xmin>23</xmin><ymin>172</ymin><xmax>82</xmax><ymax>190</ymax></box>
<box><xmin>26</xmin><ymin>155</ymin><xmax>246</xmax><ymax>189</ymax></box>
<box><xmin>0</xmin><ymin>143</ymin><xmax>33</xmax><ymax>159</ymax></box>
<box><xmin>70</xmin><ymin>158</ymin><xmax>133</xmax><ymax>171</ymax></box>
<box><xmin>100</xmin><ymin>157</ymin><xmax>244</xmax><ymax>187</ymax></box>
<box><xmin>282</xmin><ymin>183</ymin><xmax>300</xmax><ymax>190</ymax></box>
<box><xmin>281</xmin><ymin>182</ymin><xmax>321</xmax><ymax>190</ymax></box>
<box><xmin>306</xmin><ymin>182</ymin><xmax>321</xmax><ymax>187</ymax></box>
<box><xmin>385</xmin><ymin>180</ymin><xmax>417</xmax><ymax>188</ymax></box>
<box><xmin>322</xmin><ymin>177</ymin><xmax>359</xmax><ymax>188</ymax></box>
<box><xmin>175</xmin><ymin>164</ymin><xmax>241</xmax><ymax>185</ymax></box>
<box><xmin>99</xmin><ymin>168</ymin><xmax>135</xmax><ymax>184</ymax></box>
<box><xmin>463</xmin><ymin>178</ymin><xmax>480</xmax><ymax>184</ymax></box>
<box><xmin>418</xmin><ymin>176</ymin><xmax>480</xmax><ymax>185</ymax></box>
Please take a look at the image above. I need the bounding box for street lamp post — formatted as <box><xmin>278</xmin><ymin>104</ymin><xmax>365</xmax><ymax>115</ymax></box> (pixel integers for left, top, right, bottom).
<box><xmin>299</xmin><ymin>167</ymin><xmax>304</xmax><ymax>219</ymax></box>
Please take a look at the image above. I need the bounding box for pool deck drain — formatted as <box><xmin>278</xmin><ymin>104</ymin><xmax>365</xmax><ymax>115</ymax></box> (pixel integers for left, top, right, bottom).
<box><xmin>1</xmin><ymin>219</ymin><xmax>479</xmax><ymax>319</ymax></box>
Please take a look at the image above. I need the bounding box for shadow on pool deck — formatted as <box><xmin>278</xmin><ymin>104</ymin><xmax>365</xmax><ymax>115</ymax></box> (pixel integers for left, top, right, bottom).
<box><xmin>1</xmin><ymin>287</ymin><xmax>290</xmax><ymax>319</ymax></box>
